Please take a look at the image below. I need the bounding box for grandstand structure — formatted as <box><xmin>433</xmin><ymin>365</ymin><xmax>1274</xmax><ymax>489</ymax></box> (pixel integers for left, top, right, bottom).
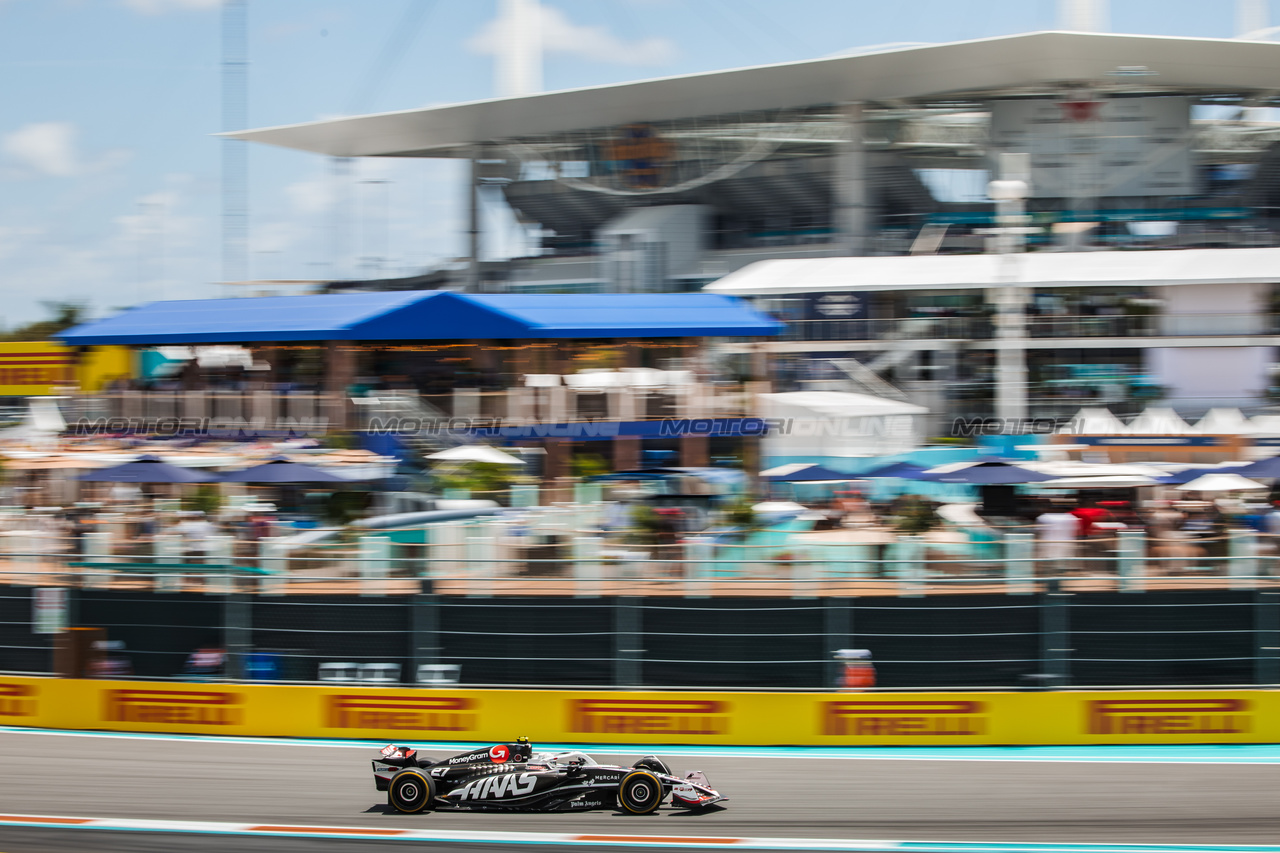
<box><xmin>232</xmin><ymin>30</ymin><xmax>1280</xmax><ymax>428</ymax></box>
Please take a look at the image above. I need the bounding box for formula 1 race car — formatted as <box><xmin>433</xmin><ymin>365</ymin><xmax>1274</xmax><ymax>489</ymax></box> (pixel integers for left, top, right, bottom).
<box><xmin>371</xmin><ymin>738</ymin><xmax>727</xmax><ymax>814</ymax></box>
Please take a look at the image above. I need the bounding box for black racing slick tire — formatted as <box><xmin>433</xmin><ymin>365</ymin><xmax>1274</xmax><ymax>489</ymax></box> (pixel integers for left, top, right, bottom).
<box><xmin>617</xmin><ymin>770</ymin><xmax>663</xmax><ymax>815</ymax></box>
<box><xmin>388</xmin><ymin>769</ymin><xmax>435</xmax><ymax>814</ymax></box>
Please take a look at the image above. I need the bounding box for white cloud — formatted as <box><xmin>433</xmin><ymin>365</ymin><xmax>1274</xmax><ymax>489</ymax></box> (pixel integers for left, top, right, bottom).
<box><xmin>468</xmin><ymin>1</ymin><xmax>677</xmax><ymax>67</ymax></box>
<box><xmin>1</xmin><ymin>122</ymin><xmax>132</xmax><ymax>180</ymax></box>
<box><xmin>121</xmin><ymin>0</ymin><xmax>221</xmax><ymax>14</ymax></box>
<box><xmin>3</xmin><ymin>122</ymin><xmax>78</xmax><ymax>177</ymax></box>
<box><xmin>112</xmin><ymin>177</ymin><xmax>201</xmax><ymax>249</ymax></box>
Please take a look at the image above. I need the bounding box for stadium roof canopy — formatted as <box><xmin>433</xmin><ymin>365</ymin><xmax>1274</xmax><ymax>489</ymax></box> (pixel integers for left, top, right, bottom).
<box><xmin>59</xmin><ymin>291</ymin><xmax>781</xmax><ymax>345</ymax></box>
<box><xmin>226</xmin><ymin>31</ymin><xmax>1280</xmax><ymax>159</ymax></box>
<box><xmin>705</xmin><ymin>247</ymin><xmax>1280</xmax><ymax>295</ymax></box>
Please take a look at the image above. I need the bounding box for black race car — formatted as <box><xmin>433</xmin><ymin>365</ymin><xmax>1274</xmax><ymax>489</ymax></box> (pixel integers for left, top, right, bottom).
<box><xmin>372</xmin><ymin>738</ymin><xmax>726</xmax><ymax>815</ymax></box>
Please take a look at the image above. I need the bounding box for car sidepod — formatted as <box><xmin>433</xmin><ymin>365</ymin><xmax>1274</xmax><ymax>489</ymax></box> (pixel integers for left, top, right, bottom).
<box><xmin>436</xmin><ymin>765</ymin><xmax>630</xmax><ymax>812</ymax></box>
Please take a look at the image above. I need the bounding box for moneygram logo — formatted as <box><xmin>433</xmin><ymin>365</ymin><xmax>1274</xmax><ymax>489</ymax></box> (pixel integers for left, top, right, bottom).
<box><xmin>104</xmin><ymin>690</ymin><xmax>243</xmax><ymax>726</ymax></box>
<box><xmin>1086</xmin><ymin>698</ymin><xmax>1250</xmax><ymax>735</ymax></box>
<box><xmin>325</xmin><ymin>695</ymin><xmax>476</xmax><ymax>731</ymax></box>
<box><xmin>0</xmin><ymin>682</ymin><xmax>36</xmax><ymax>717</ymax></box>
<box><xmin>569</xmin><ymin>699</ymin><xmax>728</xmax><ymax>736</ymax></box>
<box><xmin>822</xmin><ymin>701</ymin><xmax>986</xmax><ymax>736</ymax></box>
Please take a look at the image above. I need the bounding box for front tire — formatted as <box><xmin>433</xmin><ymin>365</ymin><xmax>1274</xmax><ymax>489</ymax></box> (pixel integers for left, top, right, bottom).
<box><xmin>388</xmin><ymin>769</ymin><xmax>435</xmax><ymax>814</ymax></box>
<box><xmin>618</xmin><ymin>770</ymin><xmax>663</xmax><ymax>815</ymax></box>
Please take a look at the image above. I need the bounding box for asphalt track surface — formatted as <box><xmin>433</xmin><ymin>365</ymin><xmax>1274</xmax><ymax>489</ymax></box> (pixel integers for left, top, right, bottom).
<box><xmin>0</xmin><ymin>731</ymin><xmax>1277</xmax><ymax>851</ymax></box>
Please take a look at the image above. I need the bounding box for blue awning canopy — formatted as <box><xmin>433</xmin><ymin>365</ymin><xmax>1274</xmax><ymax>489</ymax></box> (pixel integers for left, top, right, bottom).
<box><xmin>59</xmin><ymin>291</ymin><xmax>782</xmax><ymax>345</ymax></box>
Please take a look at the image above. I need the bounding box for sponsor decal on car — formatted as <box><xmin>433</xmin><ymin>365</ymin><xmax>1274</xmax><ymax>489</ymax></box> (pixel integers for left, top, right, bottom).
<box><xmin>104</xmin><ymin>690</ymin><xmax>243</xmax><ymax>726</ymax></box>
<box><xmin>821</xmin><ymin>700</ymin><xmax>986</xmax><ymax>736</ymax></box>
<box><xmin>0</xmin><ymin>682</ymin><xmax>36</xmax><ymax>717</ymax></box>
<box><xmin>489</xmin><ymin>744</ymin><xmax>510</xmax><ymax>763</ymax></box>
<box><xmin>325</xmin><ymin>695</ymin><xmax>475</xmax><ymax>732</ymax></box>
<box><xmin>568</xmin><ymin>699</ymin><xmax>728</xmax><ymax>736</ymax></box>
<box><xmin>1086</xmin><ymin>698</ymin><xmax>1250</xmax><ymax>735</ymax></box>
<box><xmin>570</xmin><ymin>797</ymin><xmax>608</xmax><ymax>809</ymax></box>
<box><xmin>454</xmin><ymin>772</ymin><xmax>539</xmax><ymax>801</ymax></box>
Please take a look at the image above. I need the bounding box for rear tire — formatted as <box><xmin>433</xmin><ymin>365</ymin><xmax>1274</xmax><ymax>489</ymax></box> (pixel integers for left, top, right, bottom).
<box><xmin>388</xmin><ymin>769</ymin><xmax>435</xmax><ymax>814</ymax></box>
<box><xmin>618</xmin><ymin>770</ymin><xmax>663</xmax><ymax>815</ymax></box>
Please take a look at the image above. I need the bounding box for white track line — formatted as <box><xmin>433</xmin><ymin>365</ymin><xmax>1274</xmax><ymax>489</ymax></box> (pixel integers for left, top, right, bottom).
<box><xmin>0</xmin><ymin>813</ymin><xmax>1278</xmax><ymax>852</ymax></box>
<box><xmin>3</xmin><ymin>727</ymin><xmax>1280</xmax><ymax>765</ymax></box>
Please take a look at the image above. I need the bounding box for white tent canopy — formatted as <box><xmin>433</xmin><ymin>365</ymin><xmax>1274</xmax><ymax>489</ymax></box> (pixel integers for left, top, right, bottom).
<box><xmin>1195</xmin><ymin>408</ymin><xmax>1253</xmax><ymax>434</ymax></box>
<box><xmin>426</xmin><ymin>445</ymin><xmax>526</xmax><ymax>466</ymax></box>
<box><xmin>759</xmin><ymin>391</ymin><xmax>926</xmax><ymax>459</ymax></box>
<box><xmin>1048</xmin><ymin>406</ymin><xmax>1280</xmax><ymax>436</ymax></box>
<box><xmin>1061</xmin><ymin>407</ymin><xmax>1130</xmax><ymax>435</ymax></box>
<box><xmin>1177</xmin><ymin>472</ymin><xmax>1267</xmax><ymax>492</ymax></box>
<box><xmin>1126</xmin><ymin>407</ymin><xmax>1196</xmax><ymax>435</ymax></box>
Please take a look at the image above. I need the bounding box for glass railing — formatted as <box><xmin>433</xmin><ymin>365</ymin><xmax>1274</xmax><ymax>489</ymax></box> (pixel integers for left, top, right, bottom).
<box><xmin>778</xmin><ymin>316</ymin><xmax>988</xmax><ymax>341</ymax></box>
<box><xmin>780</xmin><ymin>313</ymin><xmax>1280</xmax><ymax>341</ymax></box>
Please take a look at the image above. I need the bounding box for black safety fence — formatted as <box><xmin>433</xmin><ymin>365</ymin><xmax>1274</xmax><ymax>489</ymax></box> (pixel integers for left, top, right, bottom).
<box><xmin>3</xmin><ymin>580</ymin><xmax>1278</xmax><ymax>690</ymax></box>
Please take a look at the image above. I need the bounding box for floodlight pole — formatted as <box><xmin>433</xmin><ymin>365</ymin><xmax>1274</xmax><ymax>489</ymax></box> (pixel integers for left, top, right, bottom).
<box><xmin>988</xmin><ymin>153</ymin><xmax>1031</xmax><ymax>423</ymax></box>
<box><xmin>467</xmin><ymin>148</ymin><xmax>481</xmax><ymax>292</ymax></box>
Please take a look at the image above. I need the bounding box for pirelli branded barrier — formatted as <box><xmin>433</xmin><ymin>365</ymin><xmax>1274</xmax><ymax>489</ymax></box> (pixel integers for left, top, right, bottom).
<box><xmin>0</xmin><ymin>677</ymin><xmax>1273</xmax><ymax>746</ymax></box>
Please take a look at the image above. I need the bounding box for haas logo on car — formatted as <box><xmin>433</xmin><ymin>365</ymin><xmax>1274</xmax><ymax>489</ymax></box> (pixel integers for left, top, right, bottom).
<box><xmin>489</xmin><ymin>744</ymin><xmax>510</xmax><ymax>763</ymax></box>
<box><xmin>456</xmin><ymin>772</ymin><xmax>538</xmax><ymax>801</ymax></box>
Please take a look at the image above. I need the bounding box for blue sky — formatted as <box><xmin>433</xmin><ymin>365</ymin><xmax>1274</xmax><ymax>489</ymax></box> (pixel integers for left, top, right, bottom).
<box><xmin>0</xmin><ymin>0</ymin><xmax>1272</xmax><ymax>325</ymax></box>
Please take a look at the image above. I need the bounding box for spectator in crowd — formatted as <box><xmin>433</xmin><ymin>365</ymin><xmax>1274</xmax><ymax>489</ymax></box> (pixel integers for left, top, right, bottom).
<box><xmin>1036</xmin><ymin>506</ymin><xmax>1078</xmax><ymax>571</ymax></box>
<box><xmin>176</xmin><ymin>511</ymin><xmax>217</xmax><ymax>558</ymax></box>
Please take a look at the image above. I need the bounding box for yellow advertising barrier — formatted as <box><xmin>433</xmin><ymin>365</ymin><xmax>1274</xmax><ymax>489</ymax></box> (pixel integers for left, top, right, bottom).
<box><xmin>0</xmin><ymin>342</ymin><xmax>134</xmax><ymax>395</ymax></box>
<box><xmin>1</xmin><ymin>677</ymin><xmax>1275</xmax><ymax>746</ymax></box>
<box><xmin>0</xmin><ymin>342</ymin><xmax>77</xmax><ymax>396</ymax></box>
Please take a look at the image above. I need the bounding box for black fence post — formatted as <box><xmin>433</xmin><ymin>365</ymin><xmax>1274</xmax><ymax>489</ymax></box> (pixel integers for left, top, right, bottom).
<box><xmin>411</xmin><ymin>589</ymin><xmax>440</xmax><ymax>686</ymax></box>
<box><xmin>825</xmin><ymin>597</ymin><xmax>853</xmax><ymax>690</ymax></box>
<box><xmin>223</xmin><ymin>586</ymin><xmax>250</xmax><ymax>681</ymax></box>
<box><xmin>615</xmin><ymin>596</ymin><xmax>641</xmax><ymax>687</ymax></box>
<box><xmin>1256</xmin><ymin>588</ymin><xmax>1280</xmax><ymax>687</ymax></box>
<box><xmin>1040</xmin><ymin>578</ymin><xmax>1071</xmax><ymax>688</ymax></box>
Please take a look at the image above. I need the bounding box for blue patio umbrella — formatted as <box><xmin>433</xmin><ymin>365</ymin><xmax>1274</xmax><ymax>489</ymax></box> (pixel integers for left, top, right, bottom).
<box><xmin>1232</xmin><ymin>457</ymin><xmax>1280</xmax><ymax>479</ymax></box>
<box><xmin>1154</xmin><ymin>466</ymin><xmax>1221</xmax><ymax>485</ymax></box>
<box><xmin>220</xmin><ymin>456</ymin><xmax>351</xmax><ymax>484</ymax></box>
<box><xmin>759</xmin><ymin>464</ymin><xmax>853</xmax><ymax>483</ymax></box>
<box><xmin>917</xmin><ymin>459</ymin><xmax>1057</xmax><ymax>485</ymax></box>
<box><xmin>858</xmin><ymin>461</ymin><xmax>929</xmax><ymax>479</ymax></box>
<box><xmin>78</xmin><ymin>454</ymin><xmax>220</xmax><ymax>484</ymax></box>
